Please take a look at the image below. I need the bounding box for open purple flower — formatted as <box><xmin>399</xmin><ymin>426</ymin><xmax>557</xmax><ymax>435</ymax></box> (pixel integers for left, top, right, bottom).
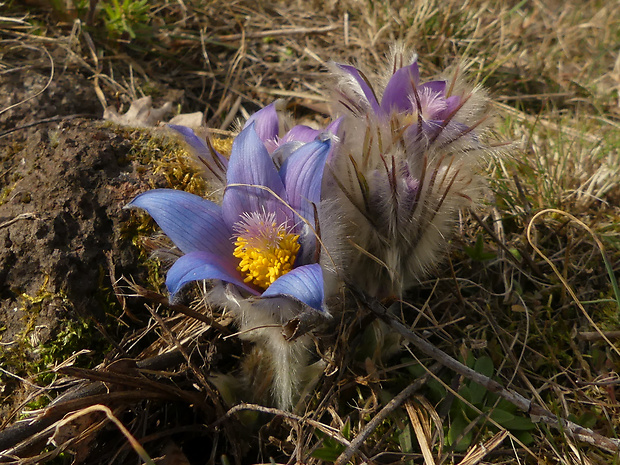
<box><xmin>128</xmin><ymin>123</ymin><xmax>331</xmax><ymax>313</ymax></box>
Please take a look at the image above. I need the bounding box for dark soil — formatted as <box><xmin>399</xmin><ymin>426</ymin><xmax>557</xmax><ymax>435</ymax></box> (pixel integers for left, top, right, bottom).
<box><xmin>0</xmin><ymin>69</ymin><xmax>167</xmax><ymax>421</ymax></box>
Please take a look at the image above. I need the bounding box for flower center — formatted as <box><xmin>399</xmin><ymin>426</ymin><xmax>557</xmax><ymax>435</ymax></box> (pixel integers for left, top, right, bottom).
<box><xmin>232</xmin><ymin>212</ymin><xmax>300</xmax><ymax>290</ymax></box>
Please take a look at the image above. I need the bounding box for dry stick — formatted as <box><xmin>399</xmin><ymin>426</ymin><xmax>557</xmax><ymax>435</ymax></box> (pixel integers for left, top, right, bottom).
<box><xmin>0</xmin><ymin>114</ymin><xmax>94</xmax><ymax>138</ymax></box>
<box><xmin>335</xmin><ymin>363</ymin><xmax>441</xmax><ymax>465</ymax></box>
<box><xmin>216</xmin><ymin>25</ymin><xmax>339</xmax><ymax>41</ymax></box>
<box><xmin>363</xmin><ymin>296</ymin><xmax>620</xmax><ymax>454</ymax></box>
<box><xmin>0</xmin><ymin>213</ymin><xmax>37</xmax><ymax>229</ymax></box>
<box><xmin>0</xmin><ymin>391</ymin><xmax>172</xmax><ymax>458</ymax></box>
<box><xmin>578</xmin><ymin>331</ymin><xmax>620</xmax><ymax>342</ymax></box>
<box><xmin>526</xmin><ymin>209</ymin><xmax>620</xmax><ymax>357</ymax></box>
<box><xmin>0</xmin><ymin>44</ymin><xmax>54</xmax><ymax>117</ymax></box>
<box><xmin>54</xmin><ymin>405</ymin><xmax>156</xmax><ymax>465</ymax></box>
<box><xmin>144</xmin><ymin>305</ymin><xmax>223</xmax><ymax>413</ymax></box>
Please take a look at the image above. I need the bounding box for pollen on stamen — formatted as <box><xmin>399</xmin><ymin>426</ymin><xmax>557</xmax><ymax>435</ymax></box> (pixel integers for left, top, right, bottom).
<box><xmin>232</xmin><ymin>211</ymin><xmax>300</xmax><ymax>290</ymax></box>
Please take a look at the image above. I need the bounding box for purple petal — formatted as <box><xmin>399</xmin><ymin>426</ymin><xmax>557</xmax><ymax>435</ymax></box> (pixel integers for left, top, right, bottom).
<box><xmin>167</xmin><ymin>251</ymin><xmax>259</xmax><ymax>297</ymax></box>
<box><xmin>403</xmin><ymin>119</ymin><xmax>474</xmax><ymax>149</ymax></box>
<box><xmin>128</xmin><ymin>189</ymin><xmax>232</xmax><ymax>256</ymax></box>
<box><xmin>279</xmin><ymin>138</ymin><xmax>331</xmax><ymax>227</ymax></box>
<box><xmin>271</xmin><ymin>124</ymin><xmax>320</xmax><ymax>166</ymax></box>
<box><xmin>222</xmin><ymin>124</ymin><xmax>291</xmax><ymax>227</ymax></box>
<box><xmin>380</xmin><ymin>61</ymin><xmax>420</xmax><ymax>113</ymax></box>
<box><xmin>260</xmin><ymin>264</ymin><xmax>325</xmax><ymax>311</ymax></box>
<box><xmin>326</xmin><ymin>117</ymin><xmax>343</xmax><ymax>136</ymax></box>
<box><xmin>168</xmin><ymin>124</ymin><xmax>228</xmax><ymax>170</ymax></box>
<box><xmin>271</xmin><ymin>141</ymin><xmax>305</xmax><ymax>168</ymax></box>
<box><xmin>437</xmin><ymin>95</ymin><xmax>461</xmax><ymax>120</ymax></box>
<box><xmin>275</xmin><ymin>120</ymin><xmax>341</xmax><ymax>166</ymax></box>
<box><xmin>337</xmin><ymin>64</ymin><xmax>381</xmax><ymax>114</ymax></box>
<box><xmin>418</xmin><ymin>80</ymin><xmax>446</xmax><ymax>96</ymax></box>
<box><xmin>325</xmin><ymin>117</ymin><xmax>344</xmax><ymax>163</ymax></box>
<box><xmin>281</xmin><ymin>125</ymin><xmax>320</xmax><ymax>144</ymax></box>
<box><xmin>243</xmin><ymin>102</ymin><xmax>280</xmax><ymax>143</ymax></box>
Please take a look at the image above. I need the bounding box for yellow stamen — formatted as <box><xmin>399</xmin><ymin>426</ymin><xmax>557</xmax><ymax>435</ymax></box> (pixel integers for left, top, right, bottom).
<box><xmin>233</xmin><ymin>226</ymin><xmax>300</xmax><ymax>290</ymax></box>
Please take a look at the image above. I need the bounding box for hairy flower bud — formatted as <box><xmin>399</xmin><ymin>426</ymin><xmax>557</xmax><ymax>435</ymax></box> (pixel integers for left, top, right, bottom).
<box><xmin>321</xmin><ymin>44</ymin><xmax>497</xmax><ymax>298</ymax></box>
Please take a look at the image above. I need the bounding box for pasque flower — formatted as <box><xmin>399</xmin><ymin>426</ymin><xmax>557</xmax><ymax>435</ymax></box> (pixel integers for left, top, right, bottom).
<box><xmin>125</xmin><ymin>45</ymin><xmax>498</xmax><ymax>407</ymax></box>
<box><xmin>129</xmin><ymin>123</ymin><xmax>331</xmax><ymax>312</ymax></box>
<box><xmin>128</xmin><ymin>121</ymin><xmax>334</xmax><ymax>408</ymax></box>
<box><xmin>322</xmin><ymin>44</ymin><xmax>493</xmax><ymax>298</ymax></box>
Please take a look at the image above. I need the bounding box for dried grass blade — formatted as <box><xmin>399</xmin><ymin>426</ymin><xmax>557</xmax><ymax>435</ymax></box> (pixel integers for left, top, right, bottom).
<box><xmin>405</xmin><ymin>401</ymin><xmax>436</xmax><ymax>465</ymax></box>
<box><xmin>457</xmin><ymin>430</ymin><xmax>509</xmax><ymax>465</ymax></box>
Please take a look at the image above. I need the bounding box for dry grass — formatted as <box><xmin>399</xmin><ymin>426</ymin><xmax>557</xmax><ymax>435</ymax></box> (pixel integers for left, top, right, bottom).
<box><xmin>1</xmin><ymin>0</ymin><xmax>619</xmax><ymax>463</ymax></box>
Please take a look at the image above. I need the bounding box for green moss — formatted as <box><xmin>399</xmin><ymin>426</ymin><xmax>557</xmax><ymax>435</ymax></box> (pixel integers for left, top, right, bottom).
<box><xmin>0</xmin><ymin>269</ymin><xmax>126</xmax><ymax>416</ymax></box>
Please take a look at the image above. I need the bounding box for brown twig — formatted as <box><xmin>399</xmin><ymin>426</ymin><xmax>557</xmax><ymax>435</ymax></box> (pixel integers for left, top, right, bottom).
<box><xmin>216</xmin><ymin>25</ymin><xmax>339</xmax><ymax>42</ymax></box>
<box><xmin>56</xmin><ymin>366</ymin><xmax>205</xmax><ymax>407</ymax></box>
<box><xmin>577</xmin><ymin>331</ymin><xmax>620</xmax><ymax>341</ymax></box>
<box><xmin>0</xmin><ymin>391</ymin><xmax>171</xmax><ymax>458</ymax></box>
<box><xmin>222</xmin><ymin>403</ymin><xmax>364</xmax><ymax>461</ymax></box>
<box><xmin>144</xmin><ymin>305</ymin><xmax>243</xmax><ymax>465</ymax></box>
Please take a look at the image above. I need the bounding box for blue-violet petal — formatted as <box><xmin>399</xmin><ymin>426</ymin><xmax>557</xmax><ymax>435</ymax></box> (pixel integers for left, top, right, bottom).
<box><xmin>380</xmin><ymin>61</ymin><xmax>420</xmax><ymax>113</ymax></box>
<box><xmin>168</xmin><ymin>124</ymin><xmax>228</xmax><ymax>169</ymax></box>
<box><xmin>222</xmin><ymin>124</ymin><xmax>290</xmax><ymax>227</ymax></box>
<box><xmin>166</xmin><ymin>251</ymin><xmax>258</xmax><ymax>297</ymax></box>
<box><xmin>128</xmin><ymin>189</ymin><xmax>232</xmax><ymax>256</ymax></box>
<box><xmin>337</xmin><ymin>64</ymin><xmax>381</xmax><ymax>115</ymax></box>
<box><xmin>243</xmin><ymin>102</ymin><xmax>280</xmax><ymax>144</ymax></box>
<box><xmin>261</xmin><ymin>263</ymin><xmax>325</xmax><ymax>312</ymax></box>
<box><xmin>279</xmin><ymin>138</ymin><xmax>331</xmax><ymax>228</ymax></box>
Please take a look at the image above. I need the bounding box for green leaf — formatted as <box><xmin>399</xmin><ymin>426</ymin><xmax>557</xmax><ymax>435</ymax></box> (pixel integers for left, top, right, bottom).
<box><xmin>509</xmin><ymin>247</ymin><xmax>522</xmax><ymax>260</ymax></box>
<box><xmin>500</xmin><ymin>415</ymin><xmax>536</xmax><ymax>431</ymax></box>
<box><xmin>427</xmin><ymin>378</ymin><xmax>447</xmax><ymax>401</ymax></box>
<box><xmin>447</xmin><ymin>413</ymin><xmax>473</xmax><ymax>452</ymax></box>
<box><xmin>464</xmin><ymin>234</ymin><xmax>497</xmax><ymax>261</ymax></box>
<box><xmin>311</xmin><ymin>447</ymin><xmax>343</xmax><ymax>462</ymax></box>
<box><xmin>469</xmin><ymin>356</ymin><xmax>494</xmax><ymax>404</ymax></box>
<box><xmin>469</xmin><ymin>382</ymin><xmax>487</xmax><ymax>406</ymax></box>
<box><xmin>514</xmin><ymin>430</ymin><xmax>535</xmax><ymax>445</ymax></box>
<box><xmin>496</xmin><ymin>398</ymin><xmax>518</xmax><ymax>414</ymax></box>
<box><xmin>489</xmin><ymin>408</ymin><xmax>515</xmax><ymax>424</ymax></box>
<box><xmin>398</xmin><ymin>423</ymin><xmax>413</xmax><ymax>454</ymax></box>
<box><xmin>458</xmin><ymin>384</ymin><xmax>473</xmax><ymax>405</ymax></box>
<box><xmin>342</xmin><ymin>419</ymin><xmax>351</xmax><ymax>440</ymax></box>
<box><xmin>474</xmin><ymin>356</ymin><xmax>494</xmax><ymax>378</ymax></box>
<box><xmin>578</xmin><ymin>412</ymin><xmax>598</xmax><ymax>429</ymax></box>
<box><xmin>312</xmin><ymin>428</ymin><xmax>346</xmax><ymax>462</ymax></box>
<box><xmin>405</xmin><ymin>360</ymin><xmax>425</xmax><ymax>377</ymax></box>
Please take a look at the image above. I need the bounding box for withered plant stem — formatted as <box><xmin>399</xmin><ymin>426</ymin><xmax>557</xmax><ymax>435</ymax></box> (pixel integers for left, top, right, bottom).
<box><xmin>362</xmin><ymin>294</ymin><xmax>620</xmax><ymax>455</ymax></box>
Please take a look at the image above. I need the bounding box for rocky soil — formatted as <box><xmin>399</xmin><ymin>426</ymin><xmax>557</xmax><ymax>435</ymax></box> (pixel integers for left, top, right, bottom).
<box><xmin>0</xmin><ymin>67</ymin><xmax>169</xmax><ymax>421</ymax></box>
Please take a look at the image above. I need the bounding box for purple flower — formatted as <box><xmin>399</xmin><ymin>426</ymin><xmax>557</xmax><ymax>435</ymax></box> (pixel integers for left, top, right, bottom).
<box><xmin>322</xmin><ymin>46</ymin><xmax>492</xmax><ymax>298</ymax></box>
<box><xmin>243</xmin><ymin>102</ymin><xmax>342</xmax><ymax>165</ymax></box>
<box><xmin>336</xmin><ymin>60</ymin><xmax>461</xmax><ymax>121</ymax></box>
<box><xmin>331</xmin><ymin>54</ymin><xmax>478</xmax><ymax>151</ymax></box>
<box><xmin>128</xmin><ymin>123</ymin><xmax>331</xmax><ymax>313</ymax></box>
<box><xmin>169</xmin><ymin>101</ymin><xmax>342</xmax><ymax>179</ymax></box>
